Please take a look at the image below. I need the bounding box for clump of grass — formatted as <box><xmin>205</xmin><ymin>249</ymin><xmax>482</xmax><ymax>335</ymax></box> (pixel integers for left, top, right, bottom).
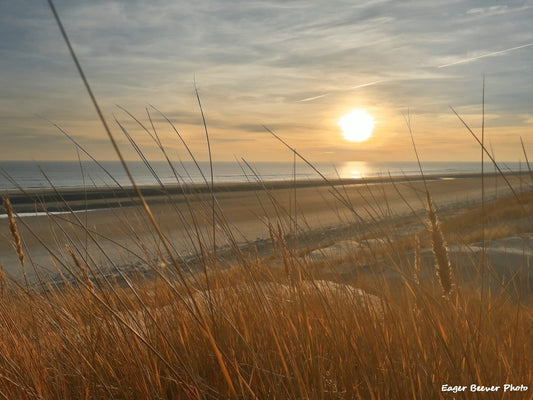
<box><xmin>441</xmin><ymin>190</ymin><xmax>533</xmax><ymax>243</ymax></box>
<box><xmin>0</xmin><ymin>243</ymin><xmax>531</xmax><ymax>399</ymax></box>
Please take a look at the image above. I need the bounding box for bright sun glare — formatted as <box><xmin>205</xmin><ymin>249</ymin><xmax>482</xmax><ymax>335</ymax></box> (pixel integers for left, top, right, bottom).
<box><xmin>338</xmin><ymin>109</ymin><xmax>375</xmax><ymax>143</ymax></box>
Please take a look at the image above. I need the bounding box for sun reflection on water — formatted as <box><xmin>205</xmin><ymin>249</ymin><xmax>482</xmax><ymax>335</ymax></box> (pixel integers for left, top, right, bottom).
<box><xmin>338</xmin><ymin>161</ymin><xmax>369</xmax><ymax>180</ymax></box>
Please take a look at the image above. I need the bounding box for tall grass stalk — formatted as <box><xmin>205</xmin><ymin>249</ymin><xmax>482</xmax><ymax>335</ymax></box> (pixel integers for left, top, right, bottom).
<box><xmin>2</xmin><ymin>198</ymin><xmax>24</xmax><ymax>269</ymax></box>
<box><xmin>405</xmin><ymin>110</ymin><xmax>453</xmax><ymax>296</ymax></box>
<box><xmin>426</xmin><ymin>193</ymin><xmax>453</xmax><ymax>296</ymax></box>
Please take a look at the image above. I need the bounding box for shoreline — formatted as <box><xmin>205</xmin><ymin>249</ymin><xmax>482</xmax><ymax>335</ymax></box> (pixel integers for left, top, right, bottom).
<box><xmin>1</xmin><ymin>171</ymin><xmax>523</xmax><ymax>215</ymax></box>
<box><xmin>0</xmin><ymin>172</ymin><xmax>528</xmax><ymax>282</ymax></box>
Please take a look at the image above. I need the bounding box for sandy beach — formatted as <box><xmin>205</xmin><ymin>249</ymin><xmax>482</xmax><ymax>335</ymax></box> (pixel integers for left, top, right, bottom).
<box><xmin>0</xmin><ymin>173</ymin><xmax>526</xmax><ymax>282</ymax></box>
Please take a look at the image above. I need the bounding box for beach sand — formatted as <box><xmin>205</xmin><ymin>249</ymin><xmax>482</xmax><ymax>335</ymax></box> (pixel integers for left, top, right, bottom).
<box><xmin>0</xmin><ymin>174</ymin><xmax>525</xmax><ymax>282</ymax></box>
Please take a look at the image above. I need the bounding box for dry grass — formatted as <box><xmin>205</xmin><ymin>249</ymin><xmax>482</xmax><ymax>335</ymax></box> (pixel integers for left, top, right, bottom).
<box><xmin>441</xmin><ymin>190</ymin><xmax>533</xmax><ymax>244</ymax></box>
<box><xmin>0</xmin><ymin>184</ymin><xmax>532</xmax><ymax>399</ymax></box>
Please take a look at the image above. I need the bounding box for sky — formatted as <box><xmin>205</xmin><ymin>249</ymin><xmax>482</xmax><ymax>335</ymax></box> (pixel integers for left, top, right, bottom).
<box><xmin>1</xmin><ymin>0</ymin><xmax>532</xmax><ymax>162</ymax></box>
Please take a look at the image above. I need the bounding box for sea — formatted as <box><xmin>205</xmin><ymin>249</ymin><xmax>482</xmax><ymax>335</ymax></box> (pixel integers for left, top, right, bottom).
<box><xmin>0</xmin><ymin>160</ymin><xmax>525</xmax><ymax>191</ymax></box>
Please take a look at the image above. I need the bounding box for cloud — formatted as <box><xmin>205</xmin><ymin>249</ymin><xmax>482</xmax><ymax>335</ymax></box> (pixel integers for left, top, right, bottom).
<box><xmin>466</xmin><ymin>5</ymin><xmax>510</xmax><ymax>17</ymax></box>
<box><xmin>1</xmin><ymin>0</ymin><xmax>532</xmax><ymax>162</ymax></box>
<box><xmin>466</xmin><ymin>4</ymin><xmax>533</xmax><ymax>18</ymax></box>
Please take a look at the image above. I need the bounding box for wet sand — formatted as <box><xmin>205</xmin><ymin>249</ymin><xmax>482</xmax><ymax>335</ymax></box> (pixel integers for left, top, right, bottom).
<box><xmin>0</xmin><ymin>174</ymin><xmax>526</xmax><ymax>281</ymax></box>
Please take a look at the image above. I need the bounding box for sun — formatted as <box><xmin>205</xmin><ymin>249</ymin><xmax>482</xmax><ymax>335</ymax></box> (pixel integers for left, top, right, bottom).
<box><xmin>338</xmin><ymin>109</ymin><xmax>375</xmax><ymax>142</ymax></box>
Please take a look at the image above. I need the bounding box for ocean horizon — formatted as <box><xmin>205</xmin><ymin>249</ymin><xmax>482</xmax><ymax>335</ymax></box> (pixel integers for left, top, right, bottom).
<box><xmin>0</xmin><ymin>160</ymin><xmax>526</xmax><ymax>191</ymax></box>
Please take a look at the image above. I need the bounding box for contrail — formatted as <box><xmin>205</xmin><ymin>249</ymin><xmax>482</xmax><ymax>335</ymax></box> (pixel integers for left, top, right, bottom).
<box><xmin>298</xmin><ymin>93</ymin><xmax>329</xmax><ymax>102</ymax></box>
<box><xmin>297</xmin><ymin>79</ymin><xmax>385</xmax><ymax>102</ymax></box>
<box><xmin>350</xmin><ymin>80</ymin><xmax>385</xmax><ymax>89</ymax></box>
<box><xmin>438</xmin><ymin>42</ymin><xmax>533</xmax><ymax>68</ymax></box>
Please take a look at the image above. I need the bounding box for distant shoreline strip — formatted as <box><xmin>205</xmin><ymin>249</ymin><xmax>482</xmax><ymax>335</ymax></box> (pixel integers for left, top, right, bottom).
<box><xmin>0</xmin><ymin>208</ymin><xmax>106</xmax><ymax>219</ymax></box>
<box><xmin>0</xmin><ymin>171</ymin><xmax>522</xmax><ymax>216</ymax></box>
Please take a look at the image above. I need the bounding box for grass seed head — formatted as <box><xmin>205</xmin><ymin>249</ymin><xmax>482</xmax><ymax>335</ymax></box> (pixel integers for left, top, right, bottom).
<box><xmin>2</xmin><ymin>198</ymin><xmax>24</xmax><ymax>267</ymax></box>
<box><xmin>426</xmin><ymin>194</ymin><xmax>452</xmax><ymax>296</ymax></box>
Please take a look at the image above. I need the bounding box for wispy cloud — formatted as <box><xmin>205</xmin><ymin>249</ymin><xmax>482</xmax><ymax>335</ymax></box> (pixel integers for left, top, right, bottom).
<box><xmin>466</xmin><ymin>5</ymin><xmax>510</xmax><ymax>17</ymax></box>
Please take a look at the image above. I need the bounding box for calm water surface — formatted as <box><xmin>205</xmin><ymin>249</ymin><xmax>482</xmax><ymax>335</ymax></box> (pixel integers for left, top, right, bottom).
<box><xmin>0</xmin><ymin>160</ymin><xmax>524</xmax><ymax>191</ymax></box>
